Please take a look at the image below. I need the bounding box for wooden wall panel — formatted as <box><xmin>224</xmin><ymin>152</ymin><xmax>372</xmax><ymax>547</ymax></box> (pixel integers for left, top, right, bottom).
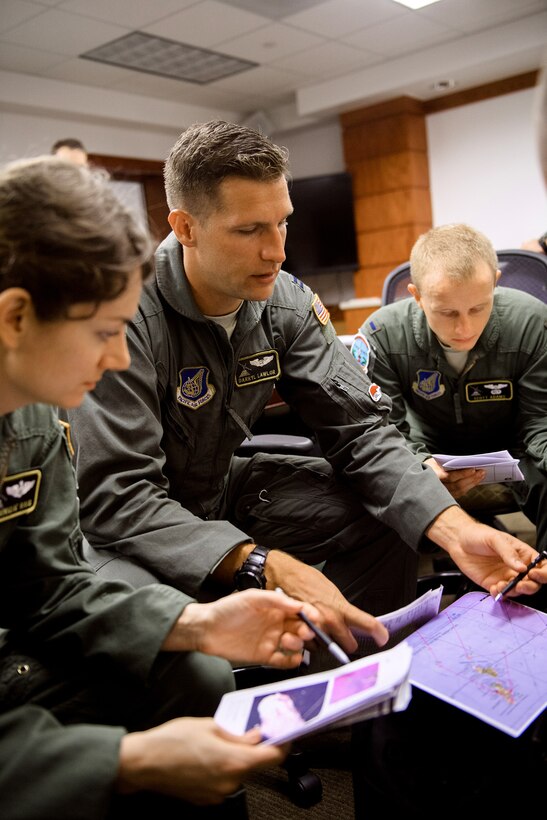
<box><xmin>354</xmin><ymin>188</ymin><xmax>432</xmax><ymax>232</ymax></box>
<box><xmin>350</xmin><ymin>151</ymin><xmax>430</xmax><ymax>197</ymax></box>
<box><xmin>339</xmin><ymin>96</ymin><xmax>432</xmax><ymax>331</ymax></box>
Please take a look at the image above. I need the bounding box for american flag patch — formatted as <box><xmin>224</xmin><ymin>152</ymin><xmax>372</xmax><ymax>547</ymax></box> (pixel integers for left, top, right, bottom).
<box><xmin>312</xmin><ymin>294</ymin><xmax>330</xmax><ymax>326</ymax></box>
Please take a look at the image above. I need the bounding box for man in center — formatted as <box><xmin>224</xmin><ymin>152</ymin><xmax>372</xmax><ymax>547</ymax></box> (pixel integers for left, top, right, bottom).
<box><xmin>67</xmin><ymin>121</ymin><xmax>543</xmax><ymax>641</ymax></box>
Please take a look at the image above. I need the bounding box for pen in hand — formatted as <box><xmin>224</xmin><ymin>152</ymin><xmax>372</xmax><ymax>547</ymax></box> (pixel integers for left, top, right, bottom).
<box><xmin>494</xmin><ymin>549</ymin><xmax>547</xmax><ymax>602</ymax></box>
<box><xmin>275</xmin><ymin>587</ymin><xmax>351</xmax><ymax>665</ymax></box>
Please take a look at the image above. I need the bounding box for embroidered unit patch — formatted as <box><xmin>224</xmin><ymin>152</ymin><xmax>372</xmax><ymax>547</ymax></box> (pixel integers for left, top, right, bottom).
<box><xmin>412</xmin><ymin>370</ymin><xmax>445</xmax><ymax>400</ymax></box>
<box><xmin>350</xmin><ymin>334</ymin><xmax>371</xmax><ymax>373</ymax></box>
<box><xmin>235</xmin><ymin>350</ymin><xmax>281</xmax><ymax>388</ymax></box>
<box><xmin>0</xmin><ymin>469</ymin><xmax>41</xmax><ymax>522</ymax></box>
<box><xmin>176</xmin><ymin>367</ymin><xmax>216</xmax><ymax>409</ymax></box>
<box><xmin>466</xmin><ymin>381</ymin><xmax>513</xmax><ymax>402</ymax></box>
<box><xmin>311</xmin><ymin>293</ymin><xmax>330</xmax><ymax>326</ymax></box>
<box><xmin>368</xmin><ymin>383</ymin><xmax>382</xmax><ymax>402</ymax></box>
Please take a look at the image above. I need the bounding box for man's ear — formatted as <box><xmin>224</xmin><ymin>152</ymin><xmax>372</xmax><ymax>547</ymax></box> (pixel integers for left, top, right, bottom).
<box><xmin>0</xmin><ymin>288</ymin><xmax>33</xmax><ymax>349</ymax></box>
<box><xmin>407</xmin><ymin>282</ymin><xmax>422</xmax><ymax>306</ymax></box>
<box><xmin>168</xmin><ymin>209</ymin><xmax>197</xmax><ymax>247</ymax></box>
<box><xmin>495</xmin><ymin>268</ymin><xmax>502</xmax><ymax>284</ymax></box>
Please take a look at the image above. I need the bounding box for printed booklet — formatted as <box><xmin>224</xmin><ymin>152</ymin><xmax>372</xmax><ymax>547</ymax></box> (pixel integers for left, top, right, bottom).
<box><xmin>432</xmin><ymin>450</ymin><xmax>524</xmax><ymax>484</ymax></box>
<box><xmin>214</xmin><ymin>641</ymin><xmax>412</xmax><ymax>746</ymax></box>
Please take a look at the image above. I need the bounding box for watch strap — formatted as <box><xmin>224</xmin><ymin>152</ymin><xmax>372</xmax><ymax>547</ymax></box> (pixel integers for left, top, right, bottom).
<box><xmin>234</xmin><ymin>544</ymin><xmax>269</xmax><ymax>590</ymax></box>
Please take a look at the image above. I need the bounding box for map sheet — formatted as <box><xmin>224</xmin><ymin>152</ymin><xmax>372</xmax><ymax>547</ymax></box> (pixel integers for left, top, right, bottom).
<box><xmin>406</xmin><ymin>591</ymin><xmax>547</xmax><ymax>737</ymax></box>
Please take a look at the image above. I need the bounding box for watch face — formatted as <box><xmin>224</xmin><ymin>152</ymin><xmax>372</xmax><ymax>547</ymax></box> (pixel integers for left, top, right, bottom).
<box><xmin>235</xmin><ymin>570</ymin><xmax>265</xmax><ymax>590</ymax></box>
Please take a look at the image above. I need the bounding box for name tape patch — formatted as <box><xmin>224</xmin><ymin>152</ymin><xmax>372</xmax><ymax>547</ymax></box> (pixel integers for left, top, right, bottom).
<box><xmin>0</xmin><ymin>469</ymin><xmax>41</xmax><ymax>523</ymax></box>
<box><xmin>235</xmin><ymin>350</ymin><xmax>280</xmax><ymax>388</ymax></box>
<box><xmin>465</xmin><ymin>381</ymin><xmax>513</xmax><ymax>402</ymax></box>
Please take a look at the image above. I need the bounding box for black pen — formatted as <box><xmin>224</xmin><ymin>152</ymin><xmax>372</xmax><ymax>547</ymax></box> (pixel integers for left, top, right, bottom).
<box><xmin>494</xmin><ymin>550</ymin><xmax>547</xmax><ymax>602</ymax></box>
<box><xmin>275</xmin><ymin>586</ymin><xmax>351</xmax><ymax>665</ymax></box>
<box><xmin>297</xmin><ymin>609</ymin><xmax>351</xmax><ymax>665</ymax></box>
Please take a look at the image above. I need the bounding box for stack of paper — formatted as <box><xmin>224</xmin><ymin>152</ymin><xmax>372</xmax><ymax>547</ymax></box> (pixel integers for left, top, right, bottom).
<box><xmin>432</xmin><ymin>450</ymin><xmax>524</xmax><ymax>484</ymax></box>
<box><xmin>214</xmin><ymin>642</ymin><xmax>412</xmax><ymax>745</ymax></box>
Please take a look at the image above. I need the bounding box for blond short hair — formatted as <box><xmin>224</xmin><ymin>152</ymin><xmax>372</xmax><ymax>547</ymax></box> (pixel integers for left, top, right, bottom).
<box><xmin>410</xmin><ymin>224</ymin><xmax>498</xmax><ymax>291</ymax></box>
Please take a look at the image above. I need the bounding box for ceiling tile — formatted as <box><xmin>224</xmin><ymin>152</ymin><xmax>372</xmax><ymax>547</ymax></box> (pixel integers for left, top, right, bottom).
<box><xmin>4</xmin><ymin>9</ymin><xmax>128</xmax><ymax>55</ymax></box>
<box><xmin>0</xmin><ymin>41</ymin><xmax>65</xmax><ymax>73</ymax></box>
<box><xmin>343</xmin><ymin>13</ymin><xmax>455</xmax><ymax>58</ymax></box>
<box><xmin>57</xmin><ymin>0</ymin><xmax>195</xmax><ymax>29</ymax></box>
<box><xmin>0</xmin><ymin>0</ymin><xmax>45</xmax><ymax>33</ymax></box>
<box><xmin>285</xmin><ymin>0</ymin><xmax>406</xmax><ymax>38</ymax></box>
<box><xmin>273</xmin><ymin>41</ymin><xmax>379</xmax><ymax>79</ymax></box>
<box><xmin>144</xmin><ymin>1</ymin><xmax>268</xmax><ymax>48</ymax></box>
<box><xmin>218</xmin><ymin>21</ymin><xmax>324</xmax><ymax>63</ymax></box>
<box><xmin>220</xmin><ymin>0</ymin><xmax>322</xmax><ymax>20</ymax></box>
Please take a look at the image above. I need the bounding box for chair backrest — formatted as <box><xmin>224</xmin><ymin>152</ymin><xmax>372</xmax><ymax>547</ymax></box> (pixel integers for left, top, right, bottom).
<box><xmin>496</xmin><ymin>248</ymin><xmax>547</xmax><ymax>303</ymax></box>
<box><xmin>381</xmin><ymin>248</ymin><xmax>547</xmax><ymax>306</ymax></box>
<box><xmin>380</xmin><ymin>261</ymin><xmax>411</xmax><ymax>305</ymax></box>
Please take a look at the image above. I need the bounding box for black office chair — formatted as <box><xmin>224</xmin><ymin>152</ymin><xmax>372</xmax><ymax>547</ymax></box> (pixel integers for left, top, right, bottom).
<box><xmin>381</xmin><ymin>248</ymin><xmax>547</xmax><ymax>306</ymax></box>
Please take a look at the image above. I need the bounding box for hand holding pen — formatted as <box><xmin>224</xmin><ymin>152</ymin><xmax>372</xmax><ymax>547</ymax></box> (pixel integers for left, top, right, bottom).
<box><xmin>275</xmin><ymin>587</ymin><xmax>350</xmax><ymax>665</ymax></box>
<box><xmin>494</xmin><ymin>549</ymin><xmax>547</xmax><ymax>602</ymax></box>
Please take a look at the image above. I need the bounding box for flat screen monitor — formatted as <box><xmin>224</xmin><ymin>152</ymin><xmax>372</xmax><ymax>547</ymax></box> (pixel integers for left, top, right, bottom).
<box><xmin>284</xmin><ymin>172</ymin><xmax>359</xmax><ymax>278</ymax></box>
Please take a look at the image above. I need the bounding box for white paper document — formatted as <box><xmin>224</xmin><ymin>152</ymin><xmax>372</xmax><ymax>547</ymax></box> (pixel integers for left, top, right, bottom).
<box><xmin>215</xmin><ymin>642</ymin><xmax>413</xmax><ymax>746</ymax></box>
<box><xmin>350</xmin><ymin>586</ymin><xmax>443</xmax><ymax>658</ymax></box>
<box><xmin>432</xmin><ymin>450</ymin><xmax>524</xmax><ymax>484</ymax></box>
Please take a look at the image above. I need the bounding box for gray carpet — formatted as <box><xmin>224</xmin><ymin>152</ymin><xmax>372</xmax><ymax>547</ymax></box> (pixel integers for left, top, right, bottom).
<box><xmin>246</xmin><ymin>727</ymin><xmax>354</xmax><ymax>819</ymax></box>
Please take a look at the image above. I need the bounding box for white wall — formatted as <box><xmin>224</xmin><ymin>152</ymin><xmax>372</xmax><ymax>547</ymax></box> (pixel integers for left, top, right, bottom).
<box><xmin>1</xmin><ymin>81</ymin><xmax>545</xmax><ymax>246</ymax></box>
<box><xmin>427</xmin><ymin>88</ymin><xmax>547</xmax><ymax>248</ymax></box>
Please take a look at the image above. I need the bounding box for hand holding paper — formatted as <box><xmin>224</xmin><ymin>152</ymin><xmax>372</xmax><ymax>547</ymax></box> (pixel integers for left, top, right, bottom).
<box><xmin>432</xmin><ymin>450</ymin><xmax>524</xmax><ymax>485</ymax></box>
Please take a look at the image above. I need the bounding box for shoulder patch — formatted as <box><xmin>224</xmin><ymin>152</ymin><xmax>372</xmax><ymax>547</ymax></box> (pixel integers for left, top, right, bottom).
<box><xmin>177</xmin><ymin>367</ymin><xmax>216</xmax><ymax>409</ymax></box>
<box><xmin>350</xmin><ymin>333</ymin><xmax>371</xmax><ymax>374</ymax></box>
<box><xmin>368</xmin><ymin>383</ymin><xmax>382</xmax><ymax>402</ymax></box>
<box><xmin>0</xmin><ymin>469</ymin><xmax>41</xmax><ymax>523</ymax></box>
<box><xmin>311</xmin><ymin>293</ymin><xmax>330</xmax><ymax>326</ymax></box>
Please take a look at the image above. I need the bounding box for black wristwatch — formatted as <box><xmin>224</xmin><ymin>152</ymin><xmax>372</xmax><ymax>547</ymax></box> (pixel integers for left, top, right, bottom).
<box><xmin>234</xmin><ymin>545</ymin><xmax>269</xmax><ymax>590</ymax></box>
<box><xmin>538</xmin><ymin>231</ymin><xmax>547</xmax><ymax>254</ymax></box>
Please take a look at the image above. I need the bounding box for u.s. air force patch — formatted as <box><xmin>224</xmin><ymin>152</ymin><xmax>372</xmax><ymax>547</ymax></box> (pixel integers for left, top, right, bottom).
<box><xmin>311</xmin><ymin>294</ymin><xmax>330</xmax><ymax>326</ymax></box>
<box><xmin>0</xmin><ymin>469</ymin><xmax>41</xmax><ymax>523</ymax></box>
<box><xmin>235</xmin><ymin>350</ymin><xmax>280</xmax><ymax>388</ymax></box>
<box><xmin>412</xmin><ymin>369</ymin><xmax>445</xmax><ymax>400</ymax></box>
<box><xmin>176</xmin><ymin>367</ymin><xmax>216</xmax><ymax>409</ymax></box>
